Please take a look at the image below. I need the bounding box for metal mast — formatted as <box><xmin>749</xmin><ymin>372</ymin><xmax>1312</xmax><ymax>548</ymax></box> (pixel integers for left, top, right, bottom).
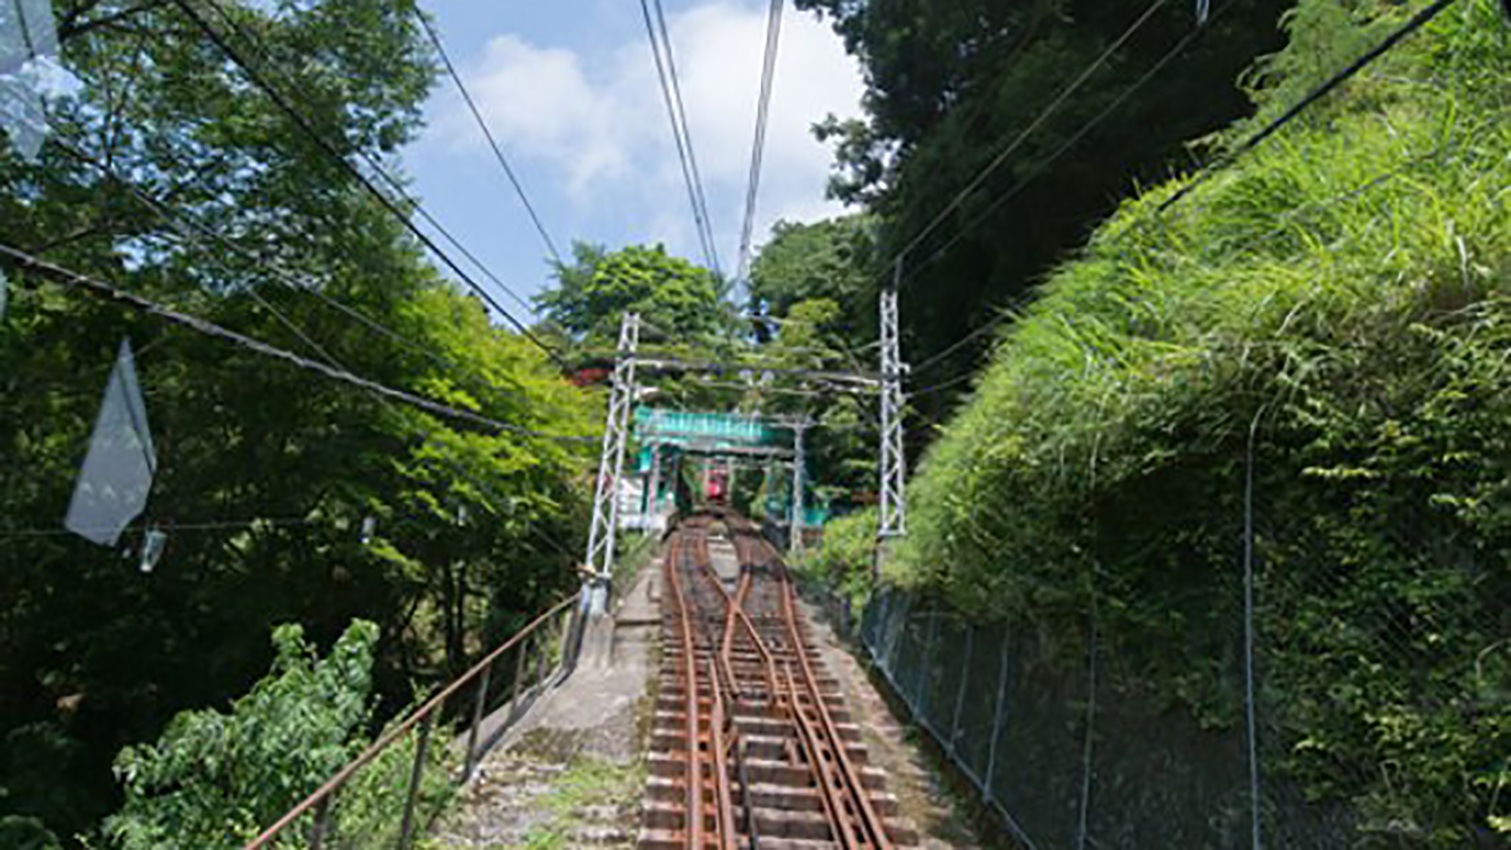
<box><xmin>582</xmin><ymin>312</ymin><xmax>641</xmax><ymax>616</ymax></box>
<box><xmin>877</xmin><ymin>261</ymin><xmax>908</xmax><ymax>558</ymax></box>
<box><xmin>789</xmin><ymin>417</ymin><xmax>810</xmax><ymax>556</ymax></box>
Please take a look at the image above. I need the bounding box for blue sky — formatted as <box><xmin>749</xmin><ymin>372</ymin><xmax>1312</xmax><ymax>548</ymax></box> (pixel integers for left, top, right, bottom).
<box><xmin>402</xmin><ymin>0</ymin><xmax>866</xmax><ymax>320</ymax></box>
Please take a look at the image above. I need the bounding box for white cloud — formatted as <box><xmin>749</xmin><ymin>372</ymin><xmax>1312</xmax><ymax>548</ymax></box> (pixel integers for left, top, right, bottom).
<box><xmin>431</xmin><ymin>0</ymin><xmax>864</xmax><ymax>268</ymax></box>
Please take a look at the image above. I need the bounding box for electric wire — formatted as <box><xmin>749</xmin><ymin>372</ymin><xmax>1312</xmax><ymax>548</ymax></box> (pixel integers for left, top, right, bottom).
<box><xmin>0</xmin><ymin>242</ymin><xmax>598</xmax><ymax>442</ymax></box>
<box><xmin>0</xmin><ymin>516</ymin><xmax>322</xmax><ymax>540</ymax></box>
<box><xmin>638</xmin><ymin>0</ymin><xmax>720</xmax><ymax>274</ymax></box>
<box><xmin>889</xmin><ymin>0</ymin><xmax>1173</xmax><ymax>273</ymax></box>
<box><xmin>197</xmin><ymin>0</ymin><xmax>545</xmax><ymax>325</ymax></box>
<box><xmin>735</xmin><ymin>0</ymin><xmax>785</xmax><ymax>285</ymax></box>
<box><xmin>652</xmin><ymin>0</ymin><xmax>721</xmax><ymax>277</ymax></box>
<box><xmin>907</xmin><ymin>0</ymin><xmax>1237</xmax><ymax>377</ymax></box>
<box><xmin>908</xmin><ymin>369</ymin><xmax>977</xmax><ymax>399</ymax></box>
<box><xmin>1157</xmin><ymin>0</ymin><xmax>1462</xmax><ymax>213</ymax></box>
<box><xmin>196</xmin><ymin>1</ymin><xmax>545</xmax><ymax>328</ymax></box>
<box><xmin>169</xmin><ymin>0</ymin><xmax>566</xmax><ymax>368</ymax></box>
<box><xmin>46</xmin><ymin>134</ymin><xmax>564</xmax><ymax>415</ymax></box>
<box><xmin>416</xmin><ymin>8</ymin><xmax>564</xmax><ymax>267</ymax></box>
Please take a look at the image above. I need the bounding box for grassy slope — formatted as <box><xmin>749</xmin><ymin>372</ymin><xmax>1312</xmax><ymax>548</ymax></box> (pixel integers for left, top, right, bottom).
<box><xmin>891</xmin><ymin>0</ymin><xmax>1510</xmax><ymax>842</ymax></box>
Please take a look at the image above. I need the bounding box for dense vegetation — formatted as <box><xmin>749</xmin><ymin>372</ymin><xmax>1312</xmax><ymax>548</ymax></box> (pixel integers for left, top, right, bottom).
<box><xmin>0</xmin><ymin>1</ymin><xmax>596</xmax><ymax>845</ymax></box>
<box><xmin>804</xmin><ymin>0</ymin><xmax>1510</xmax><ymax>842</ymax></box>
<box><xmin>791</xmin><ymin>0</ymin><xmax>1296</xmax><ymax>422</ymax></box>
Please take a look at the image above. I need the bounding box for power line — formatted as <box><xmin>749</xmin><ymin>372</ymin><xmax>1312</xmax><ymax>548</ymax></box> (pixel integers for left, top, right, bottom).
<box><xmin>889</xmin><ymin>0</ymin><xmax>1173</xmax><ymax>273</ymax></box>
<box><xmin>0</xmin><ymin>242</ymin><xmax>598</xmax><ymax>442</ymax></box>
<box><xmin>169</xmin><ymin>0</ymin><xmax>567</xmax><ymax>368</ymax></box>
<box><xmin>0</xmin><ymin>516</ymin><xmax>322</xmax><ymax>540</ymax></box>
<box><xmin>735</xmin><ymin>0</ymin><xmax>785</xmax><ymax>285</ymax></box>
<box><xmin>907</xmin><ymin>0</ymin><xmax>1236</xmax><ymax>377</ymax></box>
<box><xmin>415</xmin><ymin>8</ymin><xmax>564</xmax><ymax>267</ymax></box>
<box><xmin>653</xmin><ymin>0</ymin><xmax>721</xmax><ymax>277</ymax></box>
<box><xmin>909</xmin><ymin>370</ymin><xmax>977</xmax><ymax>399</ymax></box>
<box><xmin>638</xmin><ymin>0</ymin><xmax>721</xmax><ymax>275</ymax></box>
<box><xmin>46</xmin><ymin>134</ymin><xmax>565</xmax><ymax>416</ymax></box>
<box><xmin>194</xmin><ymin>0</ymin><xmax>546</xmax><ymax>326</ymax></box>
<box><xmin>1157</xmin><ymin>0</ymin><xmax>1462</xmax><ymax>213</ymax></box>
<box><xmin>911</xmin><ymin>0</ymin><xmax>1450</xmax><ymax>395</ymax></box>
<box><xmin>193</xmin><ymin>1</ymin><xmax>545</xmax><ymax>328</ymax></box>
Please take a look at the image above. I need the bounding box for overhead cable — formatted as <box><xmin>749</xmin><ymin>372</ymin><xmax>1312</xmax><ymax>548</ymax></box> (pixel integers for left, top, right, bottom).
<box><xmin>416</xmin><ymin>9</ymin><xmax>564</xmax><ymax>267</ymax></box>
<box><xmin>1157</xmin><ymin>0</ymin><xmax>1462</xmax><ymax>212</ymax></box>
<box><xmin>197</xmin><ymin>0</ymin><xmax>545</xmax><ymax>326</ymax></box>
<box><xmin>890</xmin><ymin>0</ymin><xmax>1172</xmax><ymax>272</ymax></box>
<box><xmin>653</xmin><ymin>0</ymin><xmax>721</xmax><ymax>277</ymax></box>
<box><xmin>908</xmin><ymin>0</ymin><xmax>1237</xmax><ymax>378</ymax></box>
<box><xmin>47</xmin><ymin>134</ymin><xmax>562</xmax><ymax>414</ymax></box>
<box><xmin>638</xmin><ymin>0</ymin><xmax>721</xmax><ymax>274</ymax></box>
<box><xmin>0</xmin><ymin>243</ymin><xmax>598</xmax><ymax>442</ymax></box>
<box><xmin>169</xmin><ymin>0</ymin><xmax>567</xmax><ymax>368</ymax></box>
<box><xmin>735</xmin><ymin>0</ymin><xmax>785</xmax><ymax>285</ymax></box>
<box><xmin>194</xmin><ymin>0</ymin><xmax>546</xmax><ymax>326</ymax></box>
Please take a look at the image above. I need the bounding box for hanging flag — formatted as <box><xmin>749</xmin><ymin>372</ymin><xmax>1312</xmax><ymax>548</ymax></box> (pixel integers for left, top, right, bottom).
<box><xmin>0</xmin><ymin>0</ymin><xmax>58</xmax><ymax>161</ymax></box>
<box><xmin>0</xmin><ymin>268</ymin><xmax>7</xmax><ymax>320</ymax></box>
<box><xmin>65</xmin><ymin>339</ymin><xmax>157</xmax><ymax>546</ymax></box>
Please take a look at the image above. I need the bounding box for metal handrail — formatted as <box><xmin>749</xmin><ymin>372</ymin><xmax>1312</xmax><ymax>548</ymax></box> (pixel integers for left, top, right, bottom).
<box><xmin>243</xmin><ymin>592</ymin><xmax>579</xmax><ymax>849</ymax></box>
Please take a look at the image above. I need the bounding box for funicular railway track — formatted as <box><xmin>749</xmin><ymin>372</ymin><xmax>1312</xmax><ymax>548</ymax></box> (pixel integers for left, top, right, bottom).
<box><xmin>642</xmin><ymin>511</ymin><xmax>916</xmax><ymax>849</ymax></box>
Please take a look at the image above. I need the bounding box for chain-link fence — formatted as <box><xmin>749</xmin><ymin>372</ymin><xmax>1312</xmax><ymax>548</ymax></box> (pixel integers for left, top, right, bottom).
<box><xmin>856</xmin><ymin>532</ymin><xmax>1506</xmax><ymax>849</ymax></box>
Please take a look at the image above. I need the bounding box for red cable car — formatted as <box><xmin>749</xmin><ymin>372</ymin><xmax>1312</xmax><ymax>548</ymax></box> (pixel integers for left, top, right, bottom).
<box><xmin>706</xmin><ymin>467</ymin><xmax>729</xmax><ymax>503</ymax></box>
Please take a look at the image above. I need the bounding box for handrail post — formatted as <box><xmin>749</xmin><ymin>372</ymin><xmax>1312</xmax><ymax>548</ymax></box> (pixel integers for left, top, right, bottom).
<box><xmin>464</xmin><ymin>660</ymin><xmax>493</xmax><ymax>782</ymax></box>
<box><xmin>509</xmin><ymin>633</ymin><xmax>529</xmax><ymax>721</ymax></box>
<box><xmin>396</xmin><ymin>714</ymin><xmax>434</xmax><ymax>850</ymax></box>
<box><xmin>308</xmin><ymin>793</ymin><xmax>333</xmax><ymax>850</ymax></box>
<box><xmin>534</xmin><ymin>621</ymin><xmax>549</xmax><ymax>685</ymax></box>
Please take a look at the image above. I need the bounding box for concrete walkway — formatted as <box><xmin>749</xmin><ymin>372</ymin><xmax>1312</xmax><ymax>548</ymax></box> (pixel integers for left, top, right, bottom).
<box><xmin>428</xmin><ymin>556</ymin><xmax>662</xmax><ymax>848</ymax></box>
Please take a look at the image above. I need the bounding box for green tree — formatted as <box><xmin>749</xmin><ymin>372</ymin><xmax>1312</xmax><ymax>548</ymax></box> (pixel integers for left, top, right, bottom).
<box><xmin>0</xmin><ymin>1</ymin><xmax>597</xmax><ymax>842</ymax></box>
<box><xmin>747</xmin><ymin>216</ymin><xmax>877</xmax><ymax>340</ymax></box>
<box><xmin>794</xmin><ymin>0</ymin><xmax>1296</xmax><ymax>410</ymax></box>
<box><xmin>104</xmin><ymin>620</ymin><xmax>378</xmax><ymax>849</ymax></box>
<box><xmin>538</xmin><ymin>242</ymin><xmax>730</xmax><ymax>346</ymax></box>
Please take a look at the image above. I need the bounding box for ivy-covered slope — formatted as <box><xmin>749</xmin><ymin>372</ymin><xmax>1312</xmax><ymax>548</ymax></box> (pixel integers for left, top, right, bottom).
<box><xmin>892</xmin><ymin>0</ymin><xmax>1510</xmax><ymax>842</ymax></box>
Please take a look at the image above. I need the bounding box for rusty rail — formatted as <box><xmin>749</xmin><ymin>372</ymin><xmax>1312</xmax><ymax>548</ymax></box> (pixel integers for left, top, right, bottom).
<box><xmin>645</xmin><ymin>512</ymin><xmax>908</xmax><ymax>848</ymax></box>
<box><xmin>244</xmin><ymin>592</ymin><xmax>579</xmax><ymax>850</ymax></box>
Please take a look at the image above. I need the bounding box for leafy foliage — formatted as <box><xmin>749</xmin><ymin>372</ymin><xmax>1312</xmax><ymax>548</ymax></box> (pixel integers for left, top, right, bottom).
<box><xmin>794</xmin><ymin>0</ymin><xmax>1297</xmax><ymax>420</ymax></box>
<box><xmin>104</xmin><ymin>620</ymin><xmax>378</xmax><ymax>849</ymax></box>
<box><xmin>539</xmin><ymin>242</ymin><xmax>730</xmax><ymax>346</ymax></box>
<box><xmin>0</xmin><ymin>1</ymin><xmax>597</xmax><ymax>843</ymax></box>
<box><xmin>876</xmin><ymin>0</ymin><xmax>1511</xmax><ymax>841</ymax></box>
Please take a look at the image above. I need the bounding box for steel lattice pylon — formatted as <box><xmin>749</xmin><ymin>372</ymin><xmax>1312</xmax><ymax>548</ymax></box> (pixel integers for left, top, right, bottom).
<box><xmin>789</xmin><ymin>417</ymin><xmax>809</xmax><ymax>556</ymax></box>
<box><xmin>581</xmin><ymin>312</ymin><xmax>640</xmax><ymax>616</ymax></box>
<box><xmin>878</xmin><ymin>277</ymin><xmax>908</xmax><ymax>542</ymax></box>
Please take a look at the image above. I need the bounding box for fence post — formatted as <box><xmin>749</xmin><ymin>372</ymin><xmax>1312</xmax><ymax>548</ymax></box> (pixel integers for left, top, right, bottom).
<box><xmin>915</xmin><ymin>610</ymin><xmax>939</xmax><ymax>720</ymax></box>
<box><xmin>396</xmin><ymin>714</ymin><xmax>434</xmax><ymax>850</ymax></box>
<box><xmin>948</xmin><ymin>627</ymin><xmax>973</xmax><ymax>759</ymax></box>
<box><xmin>983</xmin><ymin>630</ymin><xmax>1010</xmax><ymax>805</ymax></box>
<box><xmin>884</xmin><ymin>592</ymin><xmax>910</xmax><ymax>675</ymax></box>
<box><xmin>308</xmin><ymin>793</ymin><xmax>333</xmax><ymax>850</ymax></box>
<box><xmin>464</xmin><ymin>660</ymin><xmax>493</xmax><ymax>782</ymax></box>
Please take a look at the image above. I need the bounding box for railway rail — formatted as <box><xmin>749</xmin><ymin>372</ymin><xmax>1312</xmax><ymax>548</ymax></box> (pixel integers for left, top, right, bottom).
<box><xmin>642</xmin><ymin>511</ymin><xmax>917</xmax><ymax>849</ymax></box>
